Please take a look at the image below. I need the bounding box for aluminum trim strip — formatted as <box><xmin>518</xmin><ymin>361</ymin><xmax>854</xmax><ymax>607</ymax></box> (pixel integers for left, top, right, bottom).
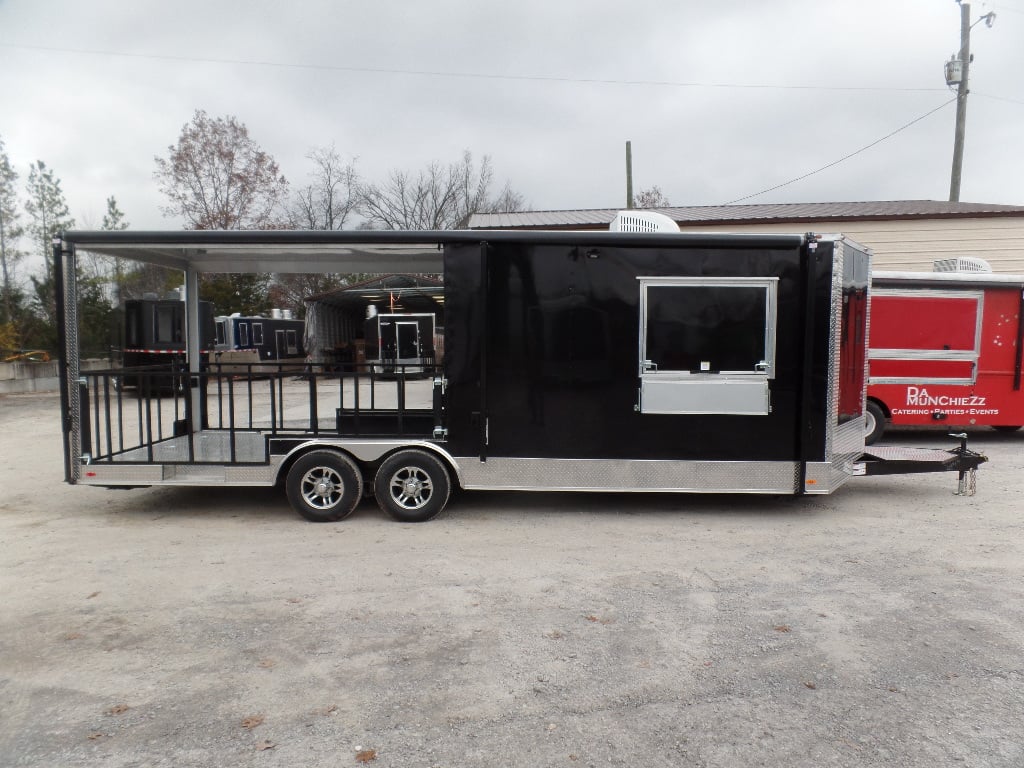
<box><xmin>870</xmin><ymin>349</ymin><xmax>977</xmax><ymax>361</ymax></box>
<box><xmin>452</xmin><ymin>457</ymin><xmax>800</xmax><ymax>494</ymax></box>
<box><xmin>869</xmin><ymin>376</ymin><xmax>975</xmax><ymax>386</ymax></box>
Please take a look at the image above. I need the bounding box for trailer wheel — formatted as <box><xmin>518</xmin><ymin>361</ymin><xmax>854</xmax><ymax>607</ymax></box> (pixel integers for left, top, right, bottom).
<box><xmin>992</xmin><ymin>425</ymin><xmax>1022</xmax><ymax>433</ymax></box>
<box><xmin>374</xmin><ymin>449</ymin><xmax>451</xmax><ymax>523</ymax></box>
<box><xmin>865</xmin><ymin>401</ymin><xmax>886</xmax><ymax>445</ymax></box>
<box><xmin>286</xmin><ymin>450</ymin><xmax>363</xmax><ymax>522</ymax></box>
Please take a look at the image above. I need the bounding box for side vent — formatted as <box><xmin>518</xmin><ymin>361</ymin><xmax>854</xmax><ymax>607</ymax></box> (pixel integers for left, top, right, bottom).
<box><xmin>609</xmin><ymin>210</ymin><xmax>680</xmax><ymax>233</ymax></box>
<box><xmin>933</xmin><ymin>256</ymin><xmax>992</xmax><ymax>273</ymax></box>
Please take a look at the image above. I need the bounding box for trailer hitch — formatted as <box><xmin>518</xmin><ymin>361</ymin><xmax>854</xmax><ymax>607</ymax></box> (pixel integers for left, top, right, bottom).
<box><xmin>855</xmin><ymin>432</ymin><xmax>987</xmax><ymax>495</ymax></box>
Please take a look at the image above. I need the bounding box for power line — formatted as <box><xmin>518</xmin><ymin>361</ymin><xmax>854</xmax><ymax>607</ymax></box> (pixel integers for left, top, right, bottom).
<box><xmin>723</xmin><ymin>98</ymin><xmax>957</xmax><ymax>204</ymax></box>
<box><xmin>989</xmin><ymin>2</ymin><xmax>1024</xmax><ymax>15</ymax></box>
<box><xmin>0</xmin><ymin>42</ymin><xmax>950</xmax><ymax>94</ymax></box>
<box><xmin>975</xmin><ymin>91</ymin><xmax>1024</xmax><ymax>106</ymax></box>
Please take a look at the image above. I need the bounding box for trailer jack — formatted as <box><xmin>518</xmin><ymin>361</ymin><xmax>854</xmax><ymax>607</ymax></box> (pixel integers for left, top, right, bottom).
<box><xmin>854</xmin><ymin>432</ymin><xmax>987</xmax><ymax>496</ymax></box>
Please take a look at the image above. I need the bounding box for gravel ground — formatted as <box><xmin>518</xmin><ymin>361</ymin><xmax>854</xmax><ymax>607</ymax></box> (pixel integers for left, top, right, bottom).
<box><xmin>1</xmin><ymin>390</ymin><xmax>1022</xmax><ymax>768</ymax></box>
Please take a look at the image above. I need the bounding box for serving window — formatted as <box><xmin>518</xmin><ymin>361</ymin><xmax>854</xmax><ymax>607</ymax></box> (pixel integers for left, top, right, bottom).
<box><xmin>638</xmin><ymin>277</ymin><xmax>778</xmax><ymax>414</ymax></box>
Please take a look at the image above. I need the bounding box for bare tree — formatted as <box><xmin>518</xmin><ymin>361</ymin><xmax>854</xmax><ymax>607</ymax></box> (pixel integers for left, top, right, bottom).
<box><xmin>487</xmin><ymin>181</ymin><xmax>527</xmax><ymax>216</ymax></box>
<box><xmin>290</xmin><ymin>146</ymin><xmax>359</xmax><ymax>230</ymax></box>
<box><xmin>359</xmin><ymin>151</ymin><xmax>525</xmax><ymax>230</ymax></box>
<box><xmin>155</xmin><ymin>111</ymin><xmax>287</xmax><ymax>315</ymax></box>
<box><xmin>154</xmin><ymin>110</ymin><xmax>289</xmax><ymax>230</ymax></box>
<box><xmin>271</xmin><ymin>146</ymin><xmax>364</xmax><ymax>317</ymax></box>
<box><xmin>634</xmin><ymin>186</ymin><xmax>670</xmax><ymax>209</ymax></box>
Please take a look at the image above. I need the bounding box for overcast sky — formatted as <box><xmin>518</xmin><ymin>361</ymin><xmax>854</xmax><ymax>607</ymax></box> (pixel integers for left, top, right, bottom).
<box><xmin>1</xmin><ymin>0</ymin><xmax>1022</xmax><ymax>231</ymax></box>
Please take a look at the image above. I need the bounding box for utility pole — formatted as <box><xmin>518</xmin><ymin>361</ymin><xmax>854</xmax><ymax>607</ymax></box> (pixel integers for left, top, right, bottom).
<box><xmin>948</xmin><ymin>2</ymin><xmax>971</xmax><ymax>202</ymax></box>
<box><xmin>625</xmin><ymin>141</ymin><xmax>634</xmax><ymax>209</ymax></box>
<box><xmin>948</xmin><ymin>2</ymin><xmax>995</xmax><ymax>202</ymax></box>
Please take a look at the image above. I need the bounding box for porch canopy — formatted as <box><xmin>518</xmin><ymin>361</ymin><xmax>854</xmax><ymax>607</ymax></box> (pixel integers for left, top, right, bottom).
<box><xmin>58</xmin><ymin>228</ymin><xmax>807</xmax><ymax>274</ymax></box>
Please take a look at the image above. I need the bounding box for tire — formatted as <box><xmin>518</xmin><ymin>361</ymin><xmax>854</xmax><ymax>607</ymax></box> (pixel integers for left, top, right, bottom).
<box><xmin>286</xmin><ymin>450</ymin><xmax>363</xmax><ymax>522</ymax></box>
<box><xmin>865</xmin><ymin>401</ymin><xmax>886</xmax><ymax>445</ymax></box>
<box><xmin>992</xmin><ymin>425</ymin><xmax>1023</xmax><ymax>433</ymax></box>
<box><xmin>374</xmin><ymin>449</ymin><xmax>451</xmax><ymax>523</ymax></box>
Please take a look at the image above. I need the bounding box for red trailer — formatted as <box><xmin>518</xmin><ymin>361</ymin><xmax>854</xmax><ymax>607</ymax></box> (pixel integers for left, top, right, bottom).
<box><xmin>866</xmin><ymin>262</ymin><xmax>1024</xmax><ymax>443</ymax></box>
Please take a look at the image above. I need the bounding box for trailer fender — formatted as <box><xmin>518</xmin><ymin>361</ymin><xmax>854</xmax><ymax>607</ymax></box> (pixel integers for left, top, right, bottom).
<box><xmin>365</xmin><ymin>443</ymin><xmax>463</xmax><ymax>491</ymax></box>
<box><xmin>273</xmin><ymin>439</ymin><xmax>464</xmax><ymax>489</ymax></box>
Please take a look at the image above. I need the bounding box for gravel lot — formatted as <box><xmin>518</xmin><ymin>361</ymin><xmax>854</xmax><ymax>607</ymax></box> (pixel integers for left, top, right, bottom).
<box><xmin>1</xmin><ymin>389</ymin><xmax>1022</xmax><ymax>767</ymax></box>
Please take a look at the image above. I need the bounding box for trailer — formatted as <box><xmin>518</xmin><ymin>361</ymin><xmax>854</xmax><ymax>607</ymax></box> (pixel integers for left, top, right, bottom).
<box><xmin>54</xmin><ymin>223</ymin><xmax>985</xmax><ymax>523</ymax></box>
<box><xmin>215</xmin><ymin>312</ymin><xmax>306</xmax><ymax>361</ymax></box>
<box><xmin>865</xmin><ymin>261</ymin><xmax>1024</xmax><ymax>443</ymax></box>
<box><xmin>364</xmin><ymin>311</ymin><xmax>436</xmax><ymax>375</ymax></box>
<box><xmin>115</xmin><ymin>297</ymin><xmax>216</xmax><ymax>390</ymax></box>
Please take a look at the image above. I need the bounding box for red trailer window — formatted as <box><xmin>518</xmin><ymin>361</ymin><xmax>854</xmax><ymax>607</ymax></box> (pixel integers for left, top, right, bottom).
<box><xmin>871</xmin><ymin>293</ymin><xmax>980</xmax><ymax>352</ymax></box>
<box><xmin>869</xmin><ymin>290</ymin><xmax>982</xmax><ymax>386</ymax></box>
<box><xmin>838</xmin><ymin>287</ymin><xmax>868</xmax><ymax>422</ymax></box>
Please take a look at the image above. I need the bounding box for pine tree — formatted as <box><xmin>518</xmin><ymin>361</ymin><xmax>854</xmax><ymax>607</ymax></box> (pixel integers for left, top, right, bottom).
<box><xmin>23</xmin><ymin>161</ymin><xmax>76</xmax><ymax>351</ymax></box>
<box><xmin>25</xmin><ymin>161</ymin><xmax>75</xmax><ymax>285</ymax></box>
<box><xmin>0</xmin><ymin>136</ymin><xmax>25</xmax><ymax>330</ymax></box>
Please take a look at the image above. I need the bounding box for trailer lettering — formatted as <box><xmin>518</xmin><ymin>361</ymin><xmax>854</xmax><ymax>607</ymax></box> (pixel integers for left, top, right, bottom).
<box><xmin>892</xmin><ymin>407</ymin><xmax>1000</xmax><ymax>416</ymax></box>
<box><xmin>905</xmin><ymin>387</ymin><xmax>986</xmax><ymax>408</ymax></box>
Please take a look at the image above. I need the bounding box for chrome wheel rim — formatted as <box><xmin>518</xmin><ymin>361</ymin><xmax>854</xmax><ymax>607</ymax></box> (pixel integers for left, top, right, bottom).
<box><xmin>388</xmin><ymin>466</ymin><xmax>433</xmax><ymax>510</ymax></box>
<box><xmin>300</xmin><ymin>466</ymin><xmax>344</xmax><ymax>510</ymax></box>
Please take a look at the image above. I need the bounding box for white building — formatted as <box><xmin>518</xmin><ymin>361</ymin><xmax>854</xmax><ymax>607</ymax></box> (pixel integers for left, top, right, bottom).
<box><xmin>467</xmin><ymin>201</ymin><xmax>1024</xmax><ymax>273</ymax></box>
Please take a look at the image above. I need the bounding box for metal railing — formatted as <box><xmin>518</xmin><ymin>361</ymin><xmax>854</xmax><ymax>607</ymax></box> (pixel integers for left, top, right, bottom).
<box><xmin>78</xmin><ymin>360</ymin><xmax>440</xmax><ymax>465</ymax></box>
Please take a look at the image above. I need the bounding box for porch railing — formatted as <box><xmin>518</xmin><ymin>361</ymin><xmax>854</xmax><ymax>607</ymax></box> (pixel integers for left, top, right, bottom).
<box><xmin>76</xmin><ymin>360</ymin><xmax>440</xmax><ymax>465</ymax></box>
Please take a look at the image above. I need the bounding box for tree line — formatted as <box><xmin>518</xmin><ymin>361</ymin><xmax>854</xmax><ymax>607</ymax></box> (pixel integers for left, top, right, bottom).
<box><xmin>0</xmin><ymin>110</ymin><xmax>529</xmax><ymax>358</ymax></box>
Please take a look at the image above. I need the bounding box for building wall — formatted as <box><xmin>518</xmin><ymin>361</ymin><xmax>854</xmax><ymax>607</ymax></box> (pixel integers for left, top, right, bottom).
<box><xmin>675</xmin><ymin>217</ymin><xmax>1024</xmax><ymax>273</ymax></box>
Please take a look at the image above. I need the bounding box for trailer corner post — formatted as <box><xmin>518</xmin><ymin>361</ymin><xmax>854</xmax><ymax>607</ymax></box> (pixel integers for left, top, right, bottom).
<box><xmin>1013</xmin><ymin>288</ymin><xmax>1024</xmax><ymax>392</ymax></box>
<box><xmin>54</xmin><ymin>236</ymin><xmax>80</xmax><ymax>483</ymax></box>
<box><xmin>184</xmin><ymin>267</ymin><xmax>202</xmax><ymax>433</ymax></box>
<box><xmin>477</xmin><ymin>240</ymin><xmax>490</xmax><ymax>462</ymax></box>
<box><xmin>795</xmin><ymin>237</ymin><xmax>821</xmax><ymax>493</ymax></box>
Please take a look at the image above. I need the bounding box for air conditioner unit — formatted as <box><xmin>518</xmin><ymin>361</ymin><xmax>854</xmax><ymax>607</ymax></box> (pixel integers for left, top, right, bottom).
<box><xmin>609</xmin><ymin>210</ymin><xmax>680</xmax><ymax>233</ymax></box>
<box><xmin>933</xmin><ymin>256</ymin><xmax>992</xmax><ymax>273</ymax></box>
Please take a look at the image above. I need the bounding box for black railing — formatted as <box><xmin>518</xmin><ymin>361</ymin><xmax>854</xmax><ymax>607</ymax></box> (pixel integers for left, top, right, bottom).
<box><xmin>78</xmin><ymin>360</ymin><xmax>440</xmax><ymax>465</ymax></box>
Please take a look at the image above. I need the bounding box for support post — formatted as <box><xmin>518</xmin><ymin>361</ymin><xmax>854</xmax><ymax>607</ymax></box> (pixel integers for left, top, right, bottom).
<box><xmin>184</xmin><ymin>268</ymin><xmax>202</xmax><ymax>432</ymax></box>
<box><xmin>54</xmin><ymin>237</ymin><xmax>79</xmax><ymax>482</ymax></box>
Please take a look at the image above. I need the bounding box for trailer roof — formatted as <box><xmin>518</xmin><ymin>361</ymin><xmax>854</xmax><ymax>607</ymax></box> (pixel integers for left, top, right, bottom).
<box><xmin>59</xmin><ymin>229</ymin><xmax>809</xmax><ymax>274</ymax></box>
<box><xmin>873</xmin><ymin>270</ymin><xmax>1024</xmax><ymax>288</ymax></box>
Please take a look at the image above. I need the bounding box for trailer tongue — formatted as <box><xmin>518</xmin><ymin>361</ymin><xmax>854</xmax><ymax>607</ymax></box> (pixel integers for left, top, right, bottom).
<box><xmin>855</xmin><ymin>434</ymin><xmax>987</xmax><ymax>495</ymax></box>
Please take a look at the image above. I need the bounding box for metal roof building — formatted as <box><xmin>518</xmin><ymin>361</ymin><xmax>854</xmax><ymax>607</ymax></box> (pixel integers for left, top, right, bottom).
<box><xmin>467</xmin><ymin>200</ymin><xmax>1024</xmax><ymax>272</ymax></box>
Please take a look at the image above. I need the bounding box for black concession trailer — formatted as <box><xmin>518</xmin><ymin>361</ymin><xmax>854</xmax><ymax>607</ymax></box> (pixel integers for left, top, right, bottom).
<box><xmin>54</xmin><ymin>225</ymin><xmax>985</xmax><ymax>523</ymax></box>
<box><xmin>364</xmin><ymin>311</ymin><xmax>436</xmax><ymax>375</ymax></box>
<box><xmin>214</xmin><ymin>313</ymin><xmax>306</xmax><ymax>361</ymax></box>
<box><xmin>116</xmin><ymin>297</ymin><xmax>216</xmax><ymax>389</ymax></box>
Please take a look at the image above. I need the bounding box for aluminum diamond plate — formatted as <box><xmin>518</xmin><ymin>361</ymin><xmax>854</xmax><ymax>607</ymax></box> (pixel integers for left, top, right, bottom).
<box><xmin>454</xmin><ymin>457</ymin><xmax>800</xmax><ymax>494</ymax></box>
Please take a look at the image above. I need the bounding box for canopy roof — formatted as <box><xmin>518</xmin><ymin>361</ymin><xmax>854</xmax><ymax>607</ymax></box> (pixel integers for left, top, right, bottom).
<box><xmin>59</xmin><ymin>229</ymin><xmax>809</xmax><ymax>274</ymax></box>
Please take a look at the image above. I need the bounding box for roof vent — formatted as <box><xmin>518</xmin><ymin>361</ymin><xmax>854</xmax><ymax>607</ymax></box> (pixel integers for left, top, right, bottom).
<box><xmin>933</xmin><ymin>257</ymin><xmax>992</xmax><ymax>273</ymax></box>
<box><xmin>609</xmin><ymin>210</ymin><xmax>680</xmax><ymax>233</ymax></box>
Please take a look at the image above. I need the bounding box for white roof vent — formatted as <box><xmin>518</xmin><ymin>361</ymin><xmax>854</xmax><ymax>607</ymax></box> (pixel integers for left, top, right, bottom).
<box><xmin>932</xmin><ymin>256</ymin><xmax>992</xmax><ymax>273</ymax></box>
<box><xmin>609</xmin><ymin>210</ymin><xmax>680</xmax><ymax>233</ymax></box>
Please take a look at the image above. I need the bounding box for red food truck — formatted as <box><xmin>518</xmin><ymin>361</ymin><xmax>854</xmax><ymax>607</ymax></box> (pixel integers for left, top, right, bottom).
<box><xmin>866</xmin><ymin>260</ymin><xmax>1024</xmax><ymax>443</ymax></box>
